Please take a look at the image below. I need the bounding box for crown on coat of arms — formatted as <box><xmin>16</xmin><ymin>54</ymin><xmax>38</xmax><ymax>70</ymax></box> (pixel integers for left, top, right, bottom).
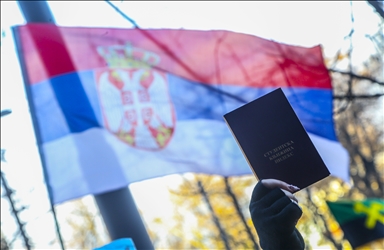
<box><xmin>97</xmin><ymin>44</ymin><xmax>160</xmax><ymax>69</ymax></box>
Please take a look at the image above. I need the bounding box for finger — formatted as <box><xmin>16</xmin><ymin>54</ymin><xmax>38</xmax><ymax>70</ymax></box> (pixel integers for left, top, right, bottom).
<box><xmin>281</xmin><ymin>189</ymin><xmax>298</xmax><ymax>203</ymax></box>
<box><xmin>277</xmin><ymin>201</ymin><xmax>303</xmax><ymax>228</ymax></box>
<box><xmin>261</xmin><ymin>179</ymin><xmax>300</xmax><ymax>193</ymax></box>
<box><xmin>291</xmin><ymin>199</ymin><xmax>301</xmax><ymax>210</ymax></box>
<box><xmin>268</xmin><ymin>195</ymin><xmax>292</xmax><ymax>214</ymax></box>
<box><xmin>251</xmin><ymin>188</ymin><xmax>286</xmax><ymax>209</ymax></box>
<box><xmin>250</xmin><ymin>181</ymin><xmax>274</xmax><ymax>202</ymax></box>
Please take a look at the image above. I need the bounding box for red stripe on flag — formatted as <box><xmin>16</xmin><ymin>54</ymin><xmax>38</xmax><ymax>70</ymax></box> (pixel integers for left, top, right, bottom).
<box><xmin>16</xmin><ymin>24</ymin><xmax>331</xmax><ymax>89</ymax></box>
<box><xmin>19</xmin><ymin>24</ymin><xmax>78</xmax><ymax>84</ymax></box>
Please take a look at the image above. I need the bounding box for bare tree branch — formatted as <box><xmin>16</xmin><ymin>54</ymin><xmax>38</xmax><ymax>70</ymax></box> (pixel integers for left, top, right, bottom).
<box><xmin>329</xmin><ymin>68</ymin><xmax>384</xmax><ymax>86</ymax></box>
<box><xmin>0</xmin><ymin>172</ymin><xmax>32</xmax><ymax>250</ymax></box>
<box><xmin>333</xmin><ymin>93</ymin><xmax>384</xmax><ymax>99</ymax></box>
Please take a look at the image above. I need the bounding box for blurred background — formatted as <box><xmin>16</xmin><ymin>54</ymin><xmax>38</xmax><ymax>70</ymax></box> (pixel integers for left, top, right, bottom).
<box><xmin>1</xmin><ymin>1</ymin><xmax>383</xmax><ymax>249</ymax></box>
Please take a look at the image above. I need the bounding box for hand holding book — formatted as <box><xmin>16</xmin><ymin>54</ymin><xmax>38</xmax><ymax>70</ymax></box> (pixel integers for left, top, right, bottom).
<box><xmin>249</xmin><ymin>179</ymin><xmax>305</xmax><ymax>250</ymax></box>
<box><xmin>261</xmin><ymin>178</ymin><xmax>300</xmax><ymax>203</ymax></box>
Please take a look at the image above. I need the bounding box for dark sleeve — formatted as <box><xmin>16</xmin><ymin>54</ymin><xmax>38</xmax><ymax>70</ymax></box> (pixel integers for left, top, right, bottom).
<box><xmin>249</xmin><ymin>181</ymin><xmax>305</xmax><ymax>250</ymax></box>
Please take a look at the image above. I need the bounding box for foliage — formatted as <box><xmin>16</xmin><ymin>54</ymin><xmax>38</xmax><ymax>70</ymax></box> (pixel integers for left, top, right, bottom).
<box><xmin>65</xmin><ymin>199</ymin><xmax>107</xmax><ymax>249</ymax></box>
<box><xmin>155</xmin><ymin>174</ymin><xmax>259</xmax><ymax>250</ymax></box>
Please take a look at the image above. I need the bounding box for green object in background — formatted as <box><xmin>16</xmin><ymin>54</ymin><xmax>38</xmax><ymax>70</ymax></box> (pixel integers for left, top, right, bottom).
<box><xmin>327</xmin><ymin>199</ymin><xmax>384</xmax><ymax>248</ymax></box>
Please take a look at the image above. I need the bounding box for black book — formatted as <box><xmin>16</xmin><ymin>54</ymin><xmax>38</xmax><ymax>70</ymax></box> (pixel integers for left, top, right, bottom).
<box><xmin>223</xmin><ymin>88</ymin><xmax>330</xmax><ymax>190</ymax></box>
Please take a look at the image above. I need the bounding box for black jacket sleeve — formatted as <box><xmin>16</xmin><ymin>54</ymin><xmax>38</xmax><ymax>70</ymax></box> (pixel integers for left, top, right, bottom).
<box><xmin>249</xmin><ymin>181</ymin><xmax>305</xmax><ymax>250</ymax></box>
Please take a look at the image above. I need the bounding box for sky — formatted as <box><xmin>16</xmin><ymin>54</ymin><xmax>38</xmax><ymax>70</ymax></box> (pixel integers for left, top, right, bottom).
<box><xmin>0</xmin><ymin>1</ymin><xmax>382</xmax><ymax>249</ymax></box>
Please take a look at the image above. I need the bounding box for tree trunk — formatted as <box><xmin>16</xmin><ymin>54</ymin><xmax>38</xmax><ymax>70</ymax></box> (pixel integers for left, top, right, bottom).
<box><xmin>223</xmin><ymin>177</ymin><xmax>260</xmax><ymax>250</ymax></box>
<box><xmin>197</xmin><ymin>180</ymin><xmax>231</xmax><ymax>250</ymax></box>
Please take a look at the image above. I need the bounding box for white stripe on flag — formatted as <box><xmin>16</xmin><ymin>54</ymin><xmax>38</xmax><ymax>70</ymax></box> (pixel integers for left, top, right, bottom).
<box><xmin>309</xmin><ymin>132</ymin><xmax>349</xmax><ymax>183</ymax></box>
<box><xmin>44</xmin><ymin>121</ymin><xmax>349</xmax><ymax>203</ymax></box>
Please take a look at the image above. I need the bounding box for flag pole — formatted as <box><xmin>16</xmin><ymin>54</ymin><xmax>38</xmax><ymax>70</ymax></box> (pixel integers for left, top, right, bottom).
<box><xmin>16</xmin><ymin>1</ymin><xmax>154</xmax><ymax>249</ymax></box>
<box><xmin>15</xmin><ymin>2</ymin><xmax>65</xmax><ymax>249</ymax></box>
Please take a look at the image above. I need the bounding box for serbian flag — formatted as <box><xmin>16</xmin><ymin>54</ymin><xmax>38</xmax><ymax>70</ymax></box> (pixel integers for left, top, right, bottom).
<box><xmin>13</xmin><ymin>24</ymin><xmax>348</xmax><ymax>204</ymax></box>
<box><xmin>327</xmin><ymin>199</ymin><xmax>384</xmax><ymax>248</ymax></box>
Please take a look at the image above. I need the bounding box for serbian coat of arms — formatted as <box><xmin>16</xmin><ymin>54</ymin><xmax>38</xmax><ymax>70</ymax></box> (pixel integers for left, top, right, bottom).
<box><xmin>95</xmin><ymin>44</ymin><xmax>176</xmax><ymax>150</ymax></box>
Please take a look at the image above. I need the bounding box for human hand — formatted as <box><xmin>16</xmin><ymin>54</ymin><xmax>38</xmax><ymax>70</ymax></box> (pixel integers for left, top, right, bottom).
<box><xmin>249</xmin><ymin>179</ymin><xmax>304</xmax><ymax>250</ymax></box>
<box><xmin>260</xmin><ymin>179</ymin><xmax>300</xmax><ymax>204</ymax></box>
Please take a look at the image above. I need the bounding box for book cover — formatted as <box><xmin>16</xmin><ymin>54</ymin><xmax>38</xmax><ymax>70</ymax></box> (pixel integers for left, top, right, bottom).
<box><xmin>223</xmin><ymin>88</ymin><xmax>330</xmax><ymax>190</ymax></box>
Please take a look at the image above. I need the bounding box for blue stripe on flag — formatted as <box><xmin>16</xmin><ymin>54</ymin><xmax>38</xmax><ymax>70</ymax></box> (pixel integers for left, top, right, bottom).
<box><xmin>32</xmin><ymin>80</ymin><xmax>71</xmax><ymax>143</ymax></box>
<box><xmin>50</xmin><ymin>73</ymin><xmax>100</xmax><ymax>132</ymax></box>
<box><xmin>32</xmin><ymin>70</ymin><xmax>336</xmax><ymax>143</ymax></box>
<box><xmin>167</xmin><ymin>74</ymin><xmax>336</xmax><ymax>141</ymax></box>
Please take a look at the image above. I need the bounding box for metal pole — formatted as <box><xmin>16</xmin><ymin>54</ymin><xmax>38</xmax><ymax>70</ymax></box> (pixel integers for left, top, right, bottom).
<box><xmin>17</xmin><ymin>1</ymin><xmax>154</xmax><ymax>249</ymax></box>
<box><xmin>17</xmin><ymin>1</ymin><xmax>55</xmax><ymax>23</ymax></box>
<box><xmin>16</xmin><ymin>2</ymin><xmax>63</xmax><ymax>249</ymax></box>
<box><xmin>94</xmin><ymin>188</ymin><xmax>154</xmax><ymax>249</ymax></box>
